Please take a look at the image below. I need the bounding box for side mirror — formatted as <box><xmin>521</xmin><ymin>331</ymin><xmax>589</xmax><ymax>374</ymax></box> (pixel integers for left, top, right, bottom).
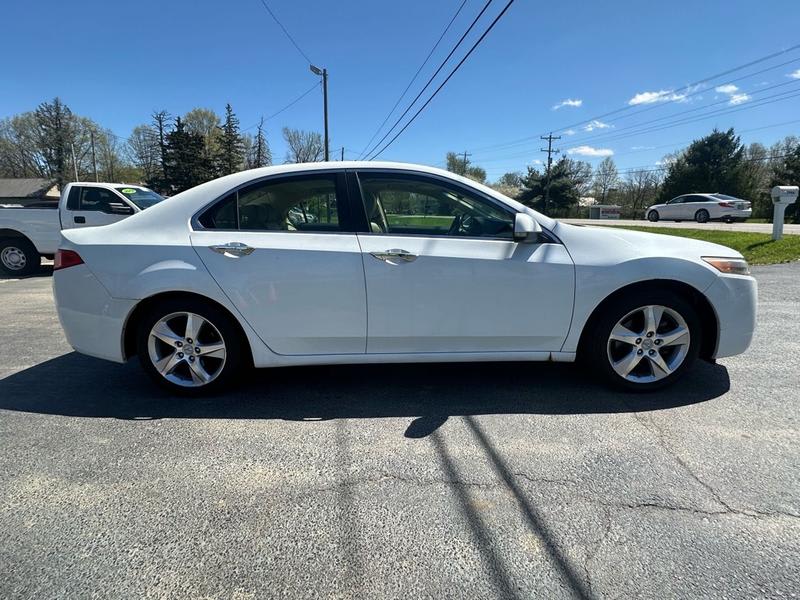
<box><xmin>513</xmin><ymin>213</ymin><xmax>542</xmax><ymax>243</ymax></box>
<box><xmin>105</xmin><ymin>202</ymin><xmax>135</xmax><ymax>216</ymax></box>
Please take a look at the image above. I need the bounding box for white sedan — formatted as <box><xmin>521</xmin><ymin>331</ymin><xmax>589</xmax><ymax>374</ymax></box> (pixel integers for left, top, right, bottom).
<box><xmin>646</xmin><ymin>193</ymin><xmax>752</xmax><ymax>223</ymax></box>
<box><xmin>53</xmin><ymin>162</ymin><xmax>757</xmax><ymax>394</ymax></box>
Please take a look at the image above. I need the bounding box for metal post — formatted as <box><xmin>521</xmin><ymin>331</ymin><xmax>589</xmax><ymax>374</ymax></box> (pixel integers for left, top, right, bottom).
<box><xmin>71</xmin><ymin>143</ymin><xmax>79</xmax><ymax>180</ymax></box>
<box><xmin>541</xmin><ymin>133</ymin><xmax>561</xmax><ymax>215</ymax></box>
<box><xmin>90</xmin><ymin>131</ymin><xmax>98</xmax><ymax>182</ymax></box>
<box><xmin>322</xmin><ymin>68</ymin><xmax>329</xmax><ymax>161</ymax></box>
<box><xmin>341</xmin><ymin>147</ymin><xmax>344</xmax><ymax>161</ymax></box>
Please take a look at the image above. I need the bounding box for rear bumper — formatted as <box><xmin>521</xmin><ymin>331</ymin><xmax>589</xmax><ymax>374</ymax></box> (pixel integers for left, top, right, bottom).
<box><xmin>704</xmin><ymin>273</ymin><xmax>757</xmax><ymax>359</ymax></box>
<box><xmin>715</xmin><ymin>208</ymin><xmax>752</xmax><ymax>219</ymax></box>
<box><xmin>53</xmin><ymin>265</ymin><xmax>135</xmax><ymax>363</ymax></box>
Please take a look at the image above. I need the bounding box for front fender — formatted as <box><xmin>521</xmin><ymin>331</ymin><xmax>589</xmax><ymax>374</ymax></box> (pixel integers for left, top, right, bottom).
<box><xmin>560</xmin><ymin>256</ymin><xmax>719</xmax><ymax>353</ymax></box>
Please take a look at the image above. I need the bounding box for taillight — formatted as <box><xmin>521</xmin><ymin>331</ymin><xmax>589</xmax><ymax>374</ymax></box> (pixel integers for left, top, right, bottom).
<box><xmin>718</xmin><ymin>201</ymin><xmax>734</xmax><ymax>208</ymax></box>
<box><xmin>54</xmin><ymin>249</ymin><xmax>84</xmax><ymax>270</ymax></box>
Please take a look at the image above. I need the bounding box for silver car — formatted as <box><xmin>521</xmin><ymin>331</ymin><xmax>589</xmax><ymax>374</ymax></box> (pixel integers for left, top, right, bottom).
<box><xmin>646</xmin><ymin>193</ymin><xmax>752</xmax><ymax>223</ymax></box>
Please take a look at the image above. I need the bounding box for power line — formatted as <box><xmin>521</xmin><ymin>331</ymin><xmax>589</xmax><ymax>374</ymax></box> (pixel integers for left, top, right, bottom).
<box><xmin>367</xmin><ymin>0</ymin><xmax>517</xmax><ymax>160</ymax></box>
<box><xmin>470</xmin><ymin>80</ymin><xmax>800</xmax><ymax>163</ymax></box>
<box><xmin>357</xmin><ymin>0</ymin><xmax>469</xmax><ymax>159</ymax></box>
<box><xmin>467</xmin><ymin>43</ymin><xmax>800</xmax><ymax>155</ymax></box>
<box><xmin>255</xmin><ymin>0</ymin><xmax>313</xmax><ymax>64</ymax></box>
<box><xmin>361</xmin><ymin>0</ymin><xmax>498</xmax><ymax>160</ymax></box>
<box><xmin>242</xmin><ymin>81</ymin><xmax>321</xmax><ymax>131</ymax></box>
<box><xmin>561</xmin><ymin>79</ymin><xmax>800</xmax><ymax>146</ymax></box>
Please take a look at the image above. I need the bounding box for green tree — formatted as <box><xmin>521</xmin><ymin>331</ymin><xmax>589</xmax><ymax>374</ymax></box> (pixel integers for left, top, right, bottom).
<box><xmin>162</xmin><ymin>117</ymin><xmax>214</xmax><ymax>193</ymax></box>
<box><xmin>184</xmin><ymin>107</ymin><xmax>221</xmax><ymax>171</ymax></box>
<box><xmin>445</xmin><ymin>151</ymin><xmax>486</xmax><ymax>183</ymax></box>
<box><xmin>216</xmin><ymin>103</ymin><xmax>245</xmax><ymax>176</ymax></box>
<box><xmin>658</xmin><ymin>128</ymin><xmax>747</xmax><ymax>202</ymax></box>
<box><xmin>518</xmin><ymin>156</ymin><xmax>591</xmax><ymax>216</ymax></box>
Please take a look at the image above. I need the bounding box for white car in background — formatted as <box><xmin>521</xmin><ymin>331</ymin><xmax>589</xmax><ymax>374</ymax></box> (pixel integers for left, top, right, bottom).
<box><xmin>646</xmin><ymin>193</ymin><xmax>752</xmax><ymax>223</ymax></box>
<box><xmin>53</xmin><ymin>162</ymin><xmax>756</xmax><ymax>395</ymax></box>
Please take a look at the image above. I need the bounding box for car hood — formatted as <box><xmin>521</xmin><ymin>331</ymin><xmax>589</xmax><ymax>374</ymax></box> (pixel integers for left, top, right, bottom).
<box><xmin>551</xmin><ymin>222</ymin><xmax>744</xmax><ymax>263</ymax></box>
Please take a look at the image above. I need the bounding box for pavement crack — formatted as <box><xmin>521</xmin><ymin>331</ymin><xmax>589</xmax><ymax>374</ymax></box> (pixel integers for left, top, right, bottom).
<box><xmin>625</xmin><ymin>412</ymin><xmax>800</xmax><ymax>520</ymax></box>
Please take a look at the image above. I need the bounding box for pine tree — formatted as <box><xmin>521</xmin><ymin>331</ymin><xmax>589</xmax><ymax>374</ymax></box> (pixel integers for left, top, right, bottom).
<box><xmin>217</xmin><ymin>103</ymin><xmax>245</xmax><ymax>175</ymax></box>
<box><xmin>162</xmin><ymin>117</ymin><xmax>213</xmax><ymax>193</ymax></box>
<box><xmin>248</xmin><ymin>117</ymin><xmax>272</xmax><ymax>168</ymax></box>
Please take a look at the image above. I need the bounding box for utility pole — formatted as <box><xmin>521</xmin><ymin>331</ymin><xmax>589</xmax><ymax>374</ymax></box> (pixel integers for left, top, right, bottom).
<box><xmin>70</xmin><ymin>143</ymin><xmax>79</xmax><ymax>180</ymax></box>
<box><xmin>461</xmin><ymin>150</ymin><xmax>472</xmax><ymax>175</ymax></box>
<box><xmin>310</xmin><ymin>65</ymin><xmax>330</xmax><ymax>161</ymax></box>
<box><xmin>341</xmin><ymin>146</ymin><xmax>344</xmax><ymax>161</ymax></box>
<box><xmin>90</xmin><ymin>131</ymin><xmax>99</xmax><ymax>182</ymax></box>
<box><xmin>540</xmin><ymin>133</ymin><xmax>561</xmax><ymax>214</ymax></box>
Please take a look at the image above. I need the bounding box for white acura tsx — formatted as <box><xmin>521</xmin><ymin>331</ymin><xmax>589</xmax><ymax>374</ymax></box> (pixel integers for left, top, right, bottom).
<box><xmin>52</xmin><ymin>162</ymin><xmax>756</xmax><ymax>394</ymax></box>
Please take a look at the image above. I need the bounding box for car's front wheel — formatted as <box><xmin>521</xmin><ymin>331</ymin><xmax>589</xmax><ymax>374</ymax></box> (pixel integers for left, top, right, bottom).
<box><xmin>586</xmin><ymin>289</ymin><xmax>701</xmax><ymax>391</ymax></box>
<box><xmin>647</xmin><ymin>210</ymin><xmax>659</xmax><ymax>222</ymax></box>
<box><xmin>137</xmin><ymin>297</ymin><xmax>246</xmax><ymax>395</ymax></box>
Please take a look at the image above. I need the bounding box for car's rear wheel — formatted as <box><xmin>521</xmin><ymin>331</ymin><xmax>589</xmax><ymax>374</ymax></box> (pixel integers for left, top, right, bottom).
<box><xmin>0</xmin><ymin>238</ymin><xmax>40</xmax><ymax>277</ymax></box>
<box><xmin>647</xmin><ymin>210</ymin><xmax>659</xmax><ymax>222</ymax></box>
<box><xmin>695</xmin><ymin>209</ymin><xmax>710</xmax><ymax>223</ymax></box>
<box><xmin>586</xmin><ymin>289</ymin><xmax>701</xmax><ymax>391</ymax></box>
<box><xmin>136</xmin><ymin>297</ymin><xmax>246</xmax><ymax>395</ymax></box>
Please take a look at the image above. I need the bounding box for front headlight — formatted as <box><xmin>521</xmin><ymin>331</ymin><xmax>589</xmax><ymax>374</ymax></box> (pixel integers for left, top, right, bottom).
<box><xmin>702</xmin><ymin>256</ymin><xmax>751</xmax><ymax>275</ymax></box>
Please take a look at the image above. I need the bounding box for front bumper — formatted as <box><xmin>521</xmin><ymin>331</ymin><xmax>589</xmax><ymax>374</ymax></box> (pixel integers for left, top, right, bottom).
<box><xmin>53</xmin><ymin>265</ymin><xmax>135</xmax><ymax>363</ymax></box>
<box><xmin>703</xmin><ymin>273</ymin><xmax>757</xmax><ymax>359</ymax></box>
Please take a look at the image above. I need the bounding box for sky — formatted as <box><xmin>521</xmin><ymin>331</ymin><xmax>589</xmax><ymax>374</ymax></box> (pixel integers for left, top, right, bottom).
<box><xmin>3</xmin><ymin>0</ymin><xmax>800</xmax><ymax>180</ymax></box>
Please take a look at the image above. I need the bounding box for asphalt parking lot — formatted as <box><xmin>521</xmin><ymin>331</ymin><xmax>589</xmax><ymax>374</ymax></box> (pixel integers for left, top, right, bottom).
<box><xmin>1</xmin><ymin>265</ymin><xmax>798</xmax><ymax>599</ymax></box>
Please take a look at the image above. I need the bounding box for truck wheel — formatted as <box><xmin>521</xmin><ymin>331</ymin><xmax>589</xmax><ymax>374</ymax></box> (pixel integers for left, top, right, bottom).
<box><xmin>0</xmin><ymin>238</ymin><xmax>41</xmax><ymax>276</ymax></box>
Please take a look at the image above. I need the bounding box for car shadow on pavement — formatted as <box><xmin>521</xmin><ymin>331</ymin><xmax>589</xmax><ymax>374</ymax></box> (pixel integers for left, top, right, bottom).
<box><xmin>0</xmin><ymin>352</ymin><xmax>730</xmax><ymax>425</ymax></box>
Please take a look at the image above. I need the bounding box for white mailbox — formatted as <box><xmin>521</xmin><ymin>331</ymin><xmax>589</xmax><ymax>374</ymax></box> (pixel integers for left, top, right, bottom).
<box><xmin>771</xmin><ymin>185</ymin><xmax>798</xmax><ymax>240</ymax></box>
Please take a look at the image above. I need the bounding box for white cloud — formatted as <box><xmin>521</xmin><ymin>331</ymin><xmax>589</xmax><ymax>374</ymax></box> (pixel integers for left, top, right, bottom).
<box><xmin>529</xmin><ymin>159</ymin><xmax>543</xmax><ymax>165</ymax></box>
<box><xmin>567</xmin><ymin>145</ymin><xmax>614</xmax><ymax>157</ymax></box>
<box><xmin>552</xmin><ymin>98</ymin><xmax>582</xmax><ymax>110</ymax></box>
<box><xmin>715</xmin><ymin>84</ymin><xmax>739</xmax><ymax>94</ymax></box>
<box><xmin>715</xmin><ymin>83</ymin><xmax>750</xmax><ymax>105</ymax></box>
<box><xmin>628</xmin><ymin>89</ymin><xmax>687</xmax><ymax>105</ymax></box>
<box><xmin>729</xmin><ymin>93</ymin><xmax>750</xmax><ymax>105</ymax></box>
<box><xmin>564</xmin><ymin>129</ymin><xmax>577</xmax><ymax>136</ymax></box>
<box><xmin>583</xmin><ymin>119</ymin><xmax>612</xmax><ymax>132</ymax></box>
<box><xmin>788</xmin><ymin>69</ymin><xmax>800</xmax><ymax>79</ymax></box>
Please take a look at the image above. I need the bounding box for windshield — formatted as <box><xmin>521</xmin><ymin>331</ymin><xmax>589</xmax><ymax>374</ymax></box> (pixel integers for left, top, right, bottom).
<box><xmin>115</xmin><ymin>186</ymin><xmax>164</xmax><ymax>210</ymax></box>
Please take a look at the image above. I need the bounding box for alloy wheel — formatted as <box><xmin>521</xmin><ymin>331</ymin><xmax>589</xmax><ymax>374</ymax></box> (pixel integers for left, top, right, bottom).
<box><xmin>1</xmin><ymin>246</ymin><xmax>26</xmax><ymax>271</ymax></box>
<box><xmin>147</xmin><ymin>311</ymin><xmax>227</xmax><ymax>387</ymax></box>
<box><xmin>606</xmin><ymin>304</ymin><xmax>690</xmax><ymax>384</ymax></box>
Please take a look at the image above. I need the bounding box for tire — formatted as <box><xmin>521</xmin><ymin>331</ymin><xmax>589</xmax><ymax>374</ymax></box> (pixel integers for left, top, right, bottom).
<box><xmin>136</xmin><ymin>297</ymin><xmax>247</xmax><ymax>395</ymax></box>
<box><xmin>584</xmin><ymin>288</ymin><xmax>701</xmax><ymax>392</ymax></box>
<box><xmin>647</xmin><ymin>210</ymin><xmax>659</xmax><ymax>222</ymax></box>
<box><xmin>0</xmin><ymin>237</ymin><xmax>41</xmax><ymax>277</ymax></box>
<box><xmin>695</xmin><ymin>209</ymin><xmax>710</xmax><ymax>223</ymax></box>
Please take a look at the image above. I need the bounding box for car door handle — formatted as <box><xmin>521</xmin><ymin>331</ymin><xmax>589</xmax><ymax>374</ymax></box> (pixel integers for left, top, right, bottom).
<box><xmin>370</xmin><ymin>249</ymin><xmax>417</xmax><ymax>263</ymax></box>
<box><xmin>209</xmin><ymin>242</ymin><xmax>255</xmax><ymax>257</ymax></box>
<box><xmin>74</xmin><ymin>216</ymin><xmax>86</xmax><ymax>224</ymax></box>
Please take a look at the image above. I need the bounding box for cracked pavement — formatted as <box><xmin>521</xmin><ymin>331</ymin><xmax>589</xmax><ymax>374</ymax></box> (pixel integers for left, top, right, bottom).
<box><xmin>1</xmin><ymin>264</ymin><xmax>798</xmax><ymax>599</ymax></box>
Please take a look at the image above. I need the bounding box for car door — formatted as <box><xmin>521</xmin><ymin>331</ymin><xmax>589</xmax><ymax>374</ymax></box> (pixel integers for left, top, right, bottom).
<box><xmin>190</xmin><ymin>171</ymin><xmax>367</xmax><ymax>356</ymax></box>
<box><xmin>352</xmin><ymin>170</ymin><xmax>575</xmax><ymax>354</ymax></box>
<box><xmin>62</xmin><ymin>185</ymin><xmax>135</xmax><ymax>229</ymax></box>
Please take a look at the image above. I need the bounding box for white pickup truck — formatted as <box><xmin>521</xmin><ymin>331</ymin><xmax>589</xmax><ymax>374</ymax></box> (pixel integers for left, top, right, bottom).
<box><xmin>0</xmin><ymin>182</ymin><xmax>164</xmax><ymax>275</ymax></box>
